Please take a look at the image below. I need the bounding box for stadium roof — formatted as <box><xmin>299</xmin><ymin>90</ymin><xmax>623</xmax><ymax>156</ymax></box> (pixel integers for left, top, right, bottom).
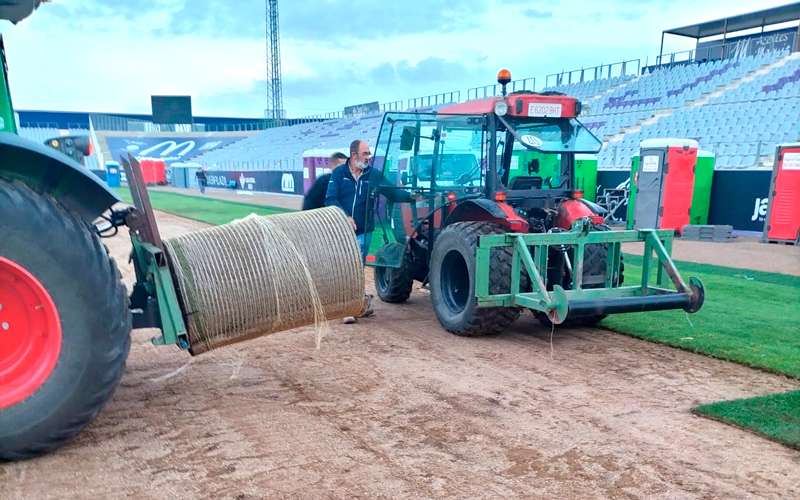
<box><xmin>664</xmin><ymin>2</ymin><xmax>800</xmax><ymax>39</ymax></box>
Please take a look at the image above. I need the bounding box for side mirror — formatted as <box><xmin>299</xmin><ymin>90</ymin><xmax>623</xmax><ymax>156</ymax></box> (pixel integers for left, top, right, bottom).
<box><xmin>400</xmin><ymin>126</ymin><xmax>416</xmax><ymax>151</ymax></box>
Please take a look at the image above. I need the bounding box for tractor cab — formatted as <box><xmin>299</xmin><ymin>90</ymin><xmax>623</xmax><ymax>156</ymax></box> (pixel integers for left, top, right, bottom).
<box><xmin>364</xmin><ymin>73</ymin><xmax>602</xmax><ymax>269</ymax></box>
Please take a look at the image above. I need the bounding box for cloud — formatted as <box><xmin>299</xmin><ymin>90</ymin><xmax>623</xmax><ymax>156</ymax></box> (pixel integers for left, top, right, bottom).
<box><xmin>159</xmin><ymin>0</ymin><xmax>485</xmax><ymax>41</ymax></box>
<box><xmin>522</xmin><ymin>8</ymin><xmax>553</xmax><ymax>19</ymax></box>
<box><xmin>395</xmin><ymin>58</ymin><xmax>471</xmax><ymax>84</ymax></box>
<box><xmin>6</xmin><ymin>0</ymin><xmax>796</xmax><ymax>119</ymax></box>
<box><xmin>167</xmin><ymin>0</ymin><xmax>262</xmax><ymax>38</ymax></box>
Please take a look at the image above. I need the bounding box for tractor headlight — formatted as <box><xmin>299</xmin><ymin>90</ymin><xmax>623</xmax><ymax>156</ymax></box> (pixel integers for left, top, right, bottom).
<box><xmin>494</xmin><ymin>100</ymin><xmax>508</xmax><ymax>116</ymax></box>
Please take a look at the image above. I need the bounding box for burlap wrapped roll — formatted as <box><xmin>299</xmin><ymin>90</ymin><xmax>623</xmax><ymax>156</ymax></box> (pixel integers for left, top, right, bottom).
<box><xmin>163</xmin><ymin>207</ymin><xmax>365</xmax><ymax>354</ymax></box>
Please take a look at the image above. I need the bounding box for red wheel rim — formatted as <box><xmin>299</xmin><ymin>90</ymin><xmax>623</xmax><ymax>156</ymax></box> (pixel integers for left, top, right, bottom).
<box><xmin>0</xmin><ymin>257</ymin><xmax>62</xmax><ymax>409</ymax></box>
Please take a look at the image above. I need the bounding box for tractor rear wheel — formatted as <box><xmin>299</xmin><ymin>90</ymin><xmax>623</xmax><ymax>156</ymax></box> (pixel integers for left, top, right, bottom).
<box><xmin>0</xmin><ymin>179</ymin><xmax>131</xmax><ymax>460</ymax></box>
<box><xmin>374</xmin><ymin>256</ymin><xmax>414</xmax><ymax>304</ymax></box>
<box><xmin>430</xmin><ymin>222</ymin><xmax>520</xmax><ymax>336</ymax></box>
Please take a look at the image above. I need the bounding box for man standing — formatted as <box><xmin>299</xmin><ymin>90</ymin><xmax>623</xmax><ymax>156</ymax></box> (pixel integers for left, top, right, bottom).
<box><xmin>195</xmin><ymin>168</ymin><xmax>208</xmax><ymax>194</ymax></box>
<box><xmin>324</xmin><ymin>140</ymin><xmax>374</xmax><ymax>255</ymax></box>
<box><xmin>325</xmin><ymin>139</ymin><xmax>376</xmax><ymax>323</ymax></box>
<box><xmin>325</xmin><ymin>140</ymin><xmax>415</xmax><ymax>323</ymax></box>
<box><xmin>302</xmin><ymin>152</ymin><xmax>347</xmax><ymax>211</ymax></box>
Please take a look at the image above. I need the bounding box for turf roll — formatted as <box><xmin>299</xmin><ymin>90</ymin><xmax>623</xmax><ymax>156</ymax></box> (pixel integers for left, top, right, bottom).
<box><xmin>163</xmin><ymin>207</ymin><xmax>365</xmax><ymax>354</ymax></box>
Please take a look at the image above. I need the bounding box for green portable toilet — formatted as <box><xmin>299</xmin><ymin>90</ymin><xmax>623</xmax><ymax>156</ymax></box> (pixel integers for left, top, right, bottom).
<box><xmin>689</xmin><ymin>150</ymin><xmax>715</xmax><ymax>225</ymax></box>
<box><xmin>509</xmin><ymin>150</ymin><xmax>597</xmax><ymax>201</ymax></box>
<box><xmin>509</xmin><ymin>150</ymin><xmax>560</xmax><ymax>184</ymax></box>
<box><xmin>626</xmin><ymin>155</ymin><xmax>640</xmax><ymax>229</ymax></box>
<box><xmin>574</xmin><ymin>154</ymin><xmax>598</xmax><ymax>202</ymax></box>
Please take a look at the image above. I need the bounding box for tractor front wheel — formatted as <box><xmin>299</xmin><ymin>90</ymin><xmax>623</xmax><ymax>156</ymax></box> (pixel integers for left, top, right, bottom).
<box><xmin>430</xmin><ymin>222</ymin><xmax>520</xmax><ymax>336</ymax></box>
<box><xmin>0</xmin><ymin>179</ymin><xmax>131</xmax><ymax>460</ymax></box>
<box><xmin>374</xmin><ymin>256</ymin><xmax>414</xmax><ymax>303</ymax></box>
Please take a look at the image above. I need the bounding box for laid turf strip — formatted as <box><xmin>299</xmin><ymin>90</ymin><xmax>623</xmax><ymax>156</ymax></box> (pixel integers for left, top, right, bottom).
<box><xmin>115</xmin><ymin>188</ymin><xmax>291</xmax><ymax>225</ymax></box>
<box><xmin>694</xmin><ymin>391</ymin><xmax>800</xmax><ymax>450</ymax></box>
<box><xmin>602</xmin><ymin>254</ymin><xmax>800</xmax><ymax>379</ymax></box>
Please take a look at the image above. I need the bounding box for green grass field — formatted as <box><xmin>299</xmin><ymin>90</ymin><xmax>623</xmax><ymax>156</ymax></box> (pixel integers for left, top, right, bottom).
<box><xmin>602</xmin><ymin>254</ymin><xmax>800</xmax><ymax>379</ymax></box>
<box><xmin>115</xmin><ymin>188</ymin><xmax>292</xmax><ymax>225</ymax></box>
<box><xmin>121</xmin><ymin>187</ymin><xmax>800</xmax><ymax>448</ymax></box>
<box><xmin>694</xmin><ymin>391</ymin><xmax>800</xmax><ymax>450</ymax></box>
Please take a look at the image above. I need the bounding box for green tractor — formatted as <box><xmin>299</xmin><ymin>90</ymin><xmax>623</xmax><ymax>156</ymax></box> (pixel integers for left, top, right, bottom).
<box><xmin>365</xmin><ymin>71</ymin><xmax>704</xmax><ymax>335</ymax></box>
<box><xmin>1</xmin><ymin>2</ymin><xmax>194</xmax><ymax>460</ymax></box>
<box><xmin>1</xmin><ymin>1</ymin><xmax>134</xmax><ymax>459</ymax></box>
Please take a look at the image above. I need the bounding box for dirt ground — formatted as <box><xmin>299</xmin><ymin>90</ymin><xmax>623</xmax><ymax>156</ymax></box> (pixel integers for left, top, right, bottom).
<box><xmin>2</xmin><ymin>212</ymin><xmax>799</xmax><ymax>499</ymax></box>
<box><xmin>624</xmin><ymin>237</ymin><xmax>800</xmax><ymax>276</ymax></box>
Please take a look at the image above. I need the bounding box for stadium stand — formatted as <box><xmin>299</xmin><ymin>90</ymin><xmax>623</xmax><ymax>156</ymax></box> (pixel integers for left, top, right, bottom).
<box><xmin>183</xmin><ymin>47</ymin><xmax>797</xmax><ymax>174</ymax></box>
<box><xmin>563</xmin><ymin>49</ymin><xmax>800</xmax><ymax>169</ymax></box>
<box><xmin>191</xmin><ymin>114</ymin><xmax>384</xmax><ymax>171</ymax></box>
<box><xmin>17</xmin><ymin>126</ymin><xmax>87</xmax><ymax>143</ymax></box>
<box><xmin>19</xmin><ymin>47</ymin><xmax>798</xmax><ymax>176</ymax></box>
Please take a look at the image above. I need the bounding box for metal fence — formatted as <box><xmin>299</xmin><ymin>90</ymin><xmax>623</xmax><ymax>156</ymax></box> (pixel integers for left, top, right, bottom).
<box><xmin>467</xmin><ymin>77</ymin><xmax>536</xmax><ymax>100</ymax></box>
<box><xmin>544</xmin><ymin>60</ymin><xmax>641</xmax><ymax>88</ymax></box>
<box><xmin>651</xmin><ymin>33</ymin><xmax>794</xmax><ymax>71</ymax></box>
<box><xmin>406</xmin><ymin>91</ymin><xmax>462</xmax><ymax>110</ymax></box>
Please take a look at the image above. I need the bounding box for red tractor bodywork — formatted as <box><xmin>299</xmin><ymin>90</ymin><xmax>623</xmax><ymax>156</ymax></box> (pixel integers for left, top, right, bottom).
<box><xmin>440</xmin><ymin>93</ymin><xmax>580</xmax><ymax>119</ymax></box>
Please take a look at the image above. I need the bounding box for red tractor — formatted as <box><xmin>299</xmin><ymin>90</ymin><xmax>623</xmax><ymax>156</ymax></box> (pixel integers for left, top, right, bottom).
<box><xmin>364</xmin><ymin>70</ymin><xmax>704</xmax><ymax>335</ymax></box>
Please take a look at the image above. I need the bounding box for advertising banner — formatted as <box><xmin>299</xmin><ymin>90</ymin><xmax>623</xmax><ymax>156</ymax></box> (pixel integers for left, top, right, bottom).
<box><xmin>204</xmin><ymin>170</ymin><xmax>304</xmax><ymax>195</ymax></box>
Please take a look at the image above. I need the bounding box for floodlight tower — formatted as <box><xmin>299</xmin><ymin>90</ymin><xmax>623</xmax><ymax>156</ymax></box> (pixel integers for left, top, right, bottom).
<box><xmin>265</xmin><ymin>0</ymin><xmax>284</xmax><ymax>124</ymax></box>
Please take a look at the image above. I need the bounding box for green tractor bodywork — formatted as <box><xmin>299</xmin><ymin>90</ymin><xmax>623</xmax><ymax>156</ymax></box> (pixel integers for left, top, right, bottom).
<box><xmin>0</xmin><ymin>0</ymin><xmax>189</xmax><ymax>461</ymax></box>
<box><xmin>1</xmin><ymin>36</ymin><xmax>16</xmax><ymax>133</ymax></box>
<box><xmin>365</xmin><ymin>92</ymin><xmax>704</xmax><ymax>328</ymax></box>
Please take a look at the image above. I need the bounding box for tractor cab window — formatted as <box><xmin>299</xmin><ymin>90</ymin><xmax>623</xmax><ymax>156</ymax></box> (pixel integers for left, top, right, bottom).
<box><xmin>365</xmin><ymin>112</ymin><xmax>486</xmax><ymax>268</ymax></box>
<box><xmin>500</xmin><ymin>118</ymin><xmax>601</xmax><ymax>190</ymax></box>
<box><xmin>508</xmin><ymin>118</ymin><xmax>601</xmax><ymax>154</ymax></box>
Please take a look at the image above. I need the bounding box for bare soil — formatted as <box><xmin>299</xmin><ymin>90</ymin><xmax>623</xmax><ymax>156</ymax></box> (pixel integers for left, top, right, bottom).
<box><xmin>2</xmin><ymin>212</ymin><xmax>798</xmax><ymax>499</ymax></box>
<box><xmin>624</xmin><ymin>237</ymin><xmax>800</xmax><ymax>276</ymax></box>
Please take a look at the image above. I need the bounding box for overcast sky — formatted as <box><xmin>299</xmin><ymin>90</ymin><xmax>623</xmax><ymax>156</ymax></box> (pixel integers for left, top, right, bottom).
<box><xmin>1</xmin><ymin>0</ymin><xmax>794</xmax><ymax>118</ymax></box>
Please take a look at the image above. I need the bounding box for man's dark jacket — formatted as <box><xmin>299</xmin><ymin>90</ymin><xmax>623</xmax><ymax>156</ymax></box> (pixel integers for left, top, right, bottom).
<box><xmin>324</xmin><ymin>163</ymin><xmax>411</xmax><ymax>235</ymax></box>
<box><xmin>302</xmin><ymin>173</ymin><xmax>330</xmax><ymax>210</ymax></box>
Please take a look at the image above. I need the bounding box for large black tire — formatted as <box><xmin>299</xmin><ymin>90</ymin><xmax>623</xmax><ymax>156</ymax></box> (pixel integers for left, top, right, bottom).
<box><xmin>0</xmin><ymin>179</ymin><xmax>131</xmax><ymax>460</ymax></box>
<box><xmin>374</xmin><ymin>257</ymin><xmax>414</xmax><ymax>304</ymax></box>
<box><xmin>430</xmin><ymin>222</ymin><xmax>520</xmax><ymax>336</ymax></box>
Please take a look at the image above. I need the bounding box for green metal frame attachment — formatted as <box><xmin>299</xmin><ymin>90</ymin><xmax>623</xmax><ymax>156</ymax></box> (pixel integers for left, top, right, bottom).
<box><xmin>1</xmin><ymin>36</ymin><xmax>17</xmax><ymax>134</ymax></box>
<box><xmin>121</xmin><ymin>154</ymin><xmax>190</xmax><ymax>350</ymax></box>
<box><xmin>129</xmin><ymin>236</ymin><xmax>190</xmax><ymax>349</ymax></box>
<box><xmin>475</xmin><ymin>219</ymin><xmax>704</xmax><ymax>324</ymax></box>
